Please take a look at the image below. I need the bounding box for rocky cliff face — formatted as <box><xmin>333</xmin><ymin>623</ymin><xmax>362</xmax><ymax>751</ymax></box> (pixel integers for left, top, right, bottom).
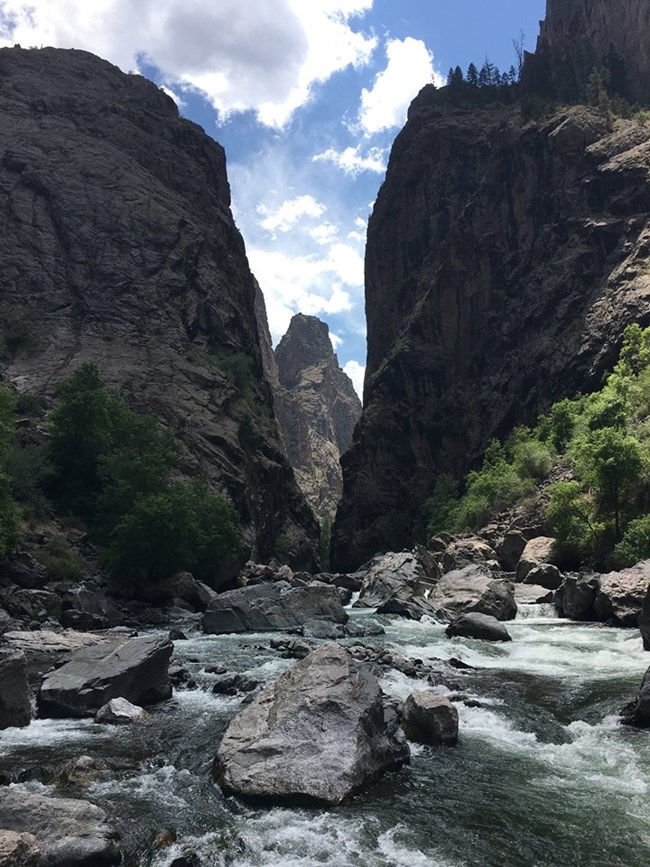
<box><xmin>523</xmin><ymin>0</ymin><xmax>650</xmax><ymax>103</ymax></box>
<box><xmin>331</xmin><ymin>89</ymin><xmax>650</xmax><ymax>570</ymax></box>
<box><xmin>267</xmin><ymin>314</ymin><xmax>361</xmax><ymax>523</ymax></box>
<box><xmin>0</xmin><ymin>47</ymin><xmax>318</xmax><ymax>568</ymax></box>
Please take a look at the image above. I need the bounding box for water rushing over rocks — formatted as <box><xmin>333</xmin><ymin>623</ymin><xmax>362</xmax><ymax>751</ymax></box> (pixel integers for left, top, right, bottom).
<box><xmin>1</xmin><ymin>608</ymin><xmax>649</xmax><ymax>866</ymax></box>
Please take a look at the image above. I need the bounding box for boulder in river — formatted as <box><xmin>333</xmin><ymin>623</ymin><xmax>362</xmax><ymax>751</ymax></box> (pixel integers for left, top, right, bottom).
<box><xmin>214</xmin><ymin>642</ymin><xmax>409</xmax><ymax>805</ymax></box>
<box><xmin>524</xmin><ymin>563</ymin><xmax>563</xmax><ymax>590</ymax></box>
<box><xmin>445</xmin><ymin>613</ymin><xmax>512</xmax><ymax>642</ymax></box>
<box><xmin>594</xmin><ymin>561</ymin><xmax>650</xmax><ymax>626</ymax></box>
<box><xmin>202</xmin><ymin>581</ymin><xmax>347</xmax><ymax>634</ymax></box>
<box><xmin>401</xmin><ymin>692</ymin><xmax>459</xmax><ymax>745</ymax></box>
<box><xmin>428</xmin><ymin>565</ymin><xmax>517</xmax><ymax>621</ymax></box>
<box><xmin>516</xmin><ymin>537</ymin><xmax>560</xmax><ymax>582</ymax></box>
<box><xmin>554</xmin><ymin>574</ymin><xmax>600</xmax><ymax>620</ymax></box>
<box><xmin>497</xmin><ymin>529</ymin><xmax>528</xmax><ymax>572</ymax></box>
<box><xmin>0</xmin><ymin>649</ymin><xmax>31</xmax><ymax>729</ymax></box>
<box><xmin>620</xmin><ymin>666</ymin><xmax>650</xmax><ymax>728</ymax></box>
<box><xmin>353</xmin><ymin>550</ymin><xmax>438</xmax><ymax>609</ymax></box>
<box><xmin>439</xmin><ymin>537</ymin><xmax>499</xmax><ymax>574</ymax></box>
<box><xmin>38</xmin><ymin>635</ymin><xmax>172</xmax><ymax>717</ymax></box>
<box><xmin>0</xmin><ymin>789</ymin><xmax>121</xmax><ymax>866</ymax></box>
<box><xmin>94</xmin><ymin>697</ymin><xmax>149</xmax><ymax>725</ymax></box>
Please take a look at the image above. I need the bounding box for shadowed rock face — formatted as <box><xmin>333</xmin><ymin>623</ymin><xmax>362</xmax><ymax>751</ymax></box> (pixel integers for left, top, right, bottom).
<box><xmin>523</xmin><ymin>0</ymin><xmax>650</xmax><ymax>104</ymax></box>
<box><xmin>269</xmin><ymin>314</ymin><xmax>361</xmax><ymax>522</ymax></box>
<box><xmin>0</xmin><ymin>46</ymin><xmax>318</xmax><ymax>568</ymax></box>
<box><xmin>331</xmin><ymin>94</ymin><xmax>650</xmax><ymax>570</ymax></box>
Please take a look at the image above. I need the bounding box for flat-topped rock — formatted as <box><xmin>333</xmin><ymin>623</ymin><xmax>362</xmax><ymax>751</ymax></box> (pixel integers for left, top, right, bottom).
<box><xmin>446</xmin><ymin>612</ymin><xmax>512</xmax><ymax>642</ymax></box>
<box><xmin>38</xmin><ymin>635</ymin><xmax>172</xmax><ymax>717</ymax></box>
<box><xmin>402</xmin><ymin>692</ymin><xmax>459</xmax><ymax>745</ymax></box>
<box><xmin>429</xmin><ymin>565</ymin><xmax>517</xmax><ymax>621</ymax></box>
<box><xmin>202</xmin><ymin>581</ymin><xmax>347</xmax><ymax>634</ymax></box>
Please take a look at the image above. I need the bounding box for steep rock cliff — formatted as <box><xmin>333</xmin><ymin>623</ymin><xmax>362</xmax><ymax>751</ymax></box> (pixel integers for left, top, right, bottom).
<box><xmin>331</xmin><ymin>91</ymin><xmax>650</xmax><ymax>570</ymax></box>
<box><xmin>0</xmin><ymin>47</ymin><xmax>318</xmax><ymax>567</ymax></box>
<box><xmin>268</xmin><ymin>314</ymin><xmax>361</xmax><ymax>522</ymax></box>
<box><xmin>523</xmin><ymin>0</ymin><xmax>650</xmax><ymax>103</ymax></box>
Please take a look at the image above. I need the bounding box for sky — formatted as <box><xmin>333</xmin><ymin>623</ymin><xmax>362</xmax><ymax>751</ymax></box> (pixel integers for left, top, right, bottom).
<box><xmin>0</xmin><ymin>0</ymin><xmax>547</xmax><ymax>397</ymax></box>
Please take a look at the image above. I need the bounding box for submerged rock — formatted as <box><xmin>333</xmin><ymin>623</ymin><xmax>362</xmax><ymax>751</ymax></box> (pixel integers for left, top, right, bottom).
<box><xmin>0</xmin><ymin>789</ymin><xmax>121</xmax><ymax>866</ymax></box>
<box><xmin>214</xmin><ymin>643</ymin><xmax>409</xmax><ymax>805</ymax></box>
<box><xmin>621</xmin><ymin>666</ymin><xmax>650</xmax><ymax>728</ymax></box>
<box><xmin>429</xmin><ymin>565</ymin><xmax>517</xmax><ymax>621</ymax></box>
<box><xmin>94</xmin><ymin>697</ymin><xmax>149</xmax><ymax>725</ymax></box>
<box><xmin>594</xmin><ymin>561</ymin><xmax>650</xmax><ymax>626</ymax></box>
<box><xmin>401</xmin><ymin>692</ymin><xmax>459</xmax><ymax>745</ymax></box>
<box><xmin>0</xmin><ymin>649</ymin><xmax>31</xmax><ymax>729</ymax></box>
<box><xmin>202</xmin><ymin>582</ymin><xmax>347</xmax><ymax>634</ymax></box>
<box><xmin>38</xmin><ymin>635</ymin><xmax>172</xmax><ymax>717</ymax></box>
<box><xmin>445</xmin><ymin>613</ymin><xmax>512</xmax><ymax>643</ymax></box>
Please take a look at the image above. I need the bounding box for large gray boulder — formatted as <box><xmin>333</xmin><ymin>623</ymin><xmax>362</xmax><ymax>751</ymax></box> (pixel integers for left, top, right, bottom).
<box><xmin>61</xmin><ymin>585</ymin><xmax>124</xmax><ymax>630</ymax></box>
<box><xmin>353</xmin><ymin>550</ymin><xmax>438</xmax><ymax>609</ymax></box>
<box><xmin>621</xmin><ymin>666</ymin><xmax>650</xmax><ymax>728</ymax></box>
<box><xmin>640</xmin><ymin>585</ymin><xmax>650</xmax><ymax>650</ymax></box>
<box><xmin>0</xmin><ymin>649</ymin><xmax>31</xmax><ymax>729</ymax></box>
<box><xmin>38</xmin><ymin>635</ymin><xmax>172</xmax><ymax>718</ymax></box>
<box><xmin>214</xmin><ymin>643</ymin><xmax>409</xmax><ymax>805</ymax></box>
<box><xmin>516</xmin><ymin>537</ymin><xmax>560</xmax><ymax>582</ymax></box>
<box><xmin>0</xmin><ymin>790</ymin><xmax>121</xmax><ymax>866</ymax></box>
<box><xmin>428</xmin><ymin>565</ymin><xmax>517</xmax><ymax>621</ymax></box>
<box><xmin>401</xmin><ymin>692</ymin><xmax>459</xmax><ymax>745</ymax></box>
<box><xmin>555</xmin><ymin>574</ymin><xmax>600</xmax><ymax>620</ymax></box>
<box><xmin>524</xmin><ymin>563</ymin><xmax>563</xmax><ymax>590</ymax></box>
<box><xmin>439</xmin><ymin>537</ymin><xmax>499</xmax><ymax>574</ymax></box>
<box><xmin>2</xmin><ymin>630</ymin><xmax>106</xmax><ymax>683</ymax></box>
<box><xmin>497</xmin><ymin>529</ymin><xmax>527</xmax><ymax>572</ymax></box>
<box><xmin>202</xmin><ymin>581</ymin><xmax>347</xmax><ymax>634</ymax></box>
<box><xmin>594</xmin><ymin>561</ymin><xmax>650</xmax><ymax>626</ymax></box>
<box><xmin>445</xmin><ymin>612</ymin><xmax>512</xmax><ymax>642</ymax></box>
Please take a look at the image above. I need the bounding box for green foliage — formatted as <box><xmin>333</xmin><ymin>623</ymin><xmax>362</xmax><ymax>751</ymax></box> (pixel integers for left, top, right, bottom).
<box><xmin>105</xmin><ymin>481</ymin><xmax>241</xmax><ymax>581</ymax></box>
<box><xmin>615</xmin><ymin>515</ymin><xmax>650</xmax><ymax>567</ymax></box>
<box><xmin>15</xmin><ymin>391</ymin><xmax>46</xmax><ymax>418</ymax></box>
<box><xmin>46</xmin><ymin>363</ymin><xmax>241</xmax><ymax>583</ymax></box>
<box><xmin>425</xmin><ymin>474</ymin><xmax>460</xmax><ymax>535</ymax></box>
<box><xmin>0</xmin><ymin>386</ymin><xmax>21</xmax><ymax>556</ymax></box>
<box><xmin>426</xmin><ymin>324</ymin><xmax>650</xmax><ymax>565</ymax></box>
<box><xmin>211</xmin><ymin>351</ymin><xmax>256</xmax><ymax>404</ymax></box>
<box><xmin>6</xmin><ymin>443</ymin><xmax>54</xmax><ymax>517</ymax></box>
<box><xmin>35</xmin><ymin>535</ymin><xmax>84</xmax><ymax>582</ymax></box>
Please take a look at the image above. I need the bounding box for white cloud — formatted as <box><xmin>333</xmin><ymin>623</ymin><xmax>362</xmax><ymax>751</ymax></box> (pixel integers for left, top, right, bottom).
<box><xmin>309</xmin><ymin>222</ymin><xmax>339</xmax><ymax>245</ymax></box>
<box><xmin>329</xmin><ymin>332</ymin><xmax>343</xmax><ymax>350</ymax></box>
<box><xmin>343</xmin><ymin>360</ymin><xmax>365</xmax><ymax>399</ymax></box>
<box><xmin>358</xmin><ymin>36</ymin><xmax>444</xmax><ymax>134</ymax></box>
<box><xmin>0</xmin><ymin>0</ymin><xmax>377</xmax><ymax>127</ymax></box>
<box><xmin>258</xmin><ymin>195</ymin><xmax>326</xmax><ymax>234</ymax></box>
<box><xmin>313</xmin><ymin>144</ymin><xmax>387</xmax><ymax>176</ymax></box>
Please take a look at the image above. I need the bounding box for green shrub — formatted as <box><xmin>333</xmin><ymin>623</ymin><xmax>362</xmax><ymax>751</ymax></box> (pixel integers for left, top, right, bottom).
<box><xmin>615</xmin><ymin>514</ymin><xmax>650</xmax><ymax>567</ymax></box>
<box><xmin>0</xmin><ymin>473</ymin><xmax>21</xmax><ymax>556</ymax></box>
<box><xmin>546</xmin><ymin>481</ymin><xmax>593</xmax><ymax>547</ymax></box>
<box><xmin>105</xmin><ymin>481</ymin><xmax>241</xmax><ymax>581</ymax></box>
<box><xmin>35</xmin><ymin>535</ymin><xmax>84</xmax><ymax>581</ymax></box>
<box><xmin>211</xmin><ymin>351</ymin><xmax>256</xmax><ymax>403</ymax></box>
<box><xmin>512</xmin><ymin>438</ymin><xmax>553</xmax><ymax>481</ymax></box>
<box><xmin>6</xmin><ymin>444</ymin><xmax>54</xmax><ymax>517</ymax></box>
<box><xmin>425</xmin><ymin>474</ymin><xmax>460</xmax><ymax>535</ymax></box>
<box><xmin>16</xmin><ymin>391</ymin><xmax>46</xmax><ymax>418</ymax></box>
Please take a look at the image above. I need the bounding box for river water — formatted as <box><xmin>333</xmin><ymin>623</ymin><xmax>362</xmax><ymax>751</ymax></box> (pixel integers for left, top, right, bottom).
<box><xmin>1</xmin><ymin>605</ymin><xmax>649</xmax><ymax>866</ymax></box>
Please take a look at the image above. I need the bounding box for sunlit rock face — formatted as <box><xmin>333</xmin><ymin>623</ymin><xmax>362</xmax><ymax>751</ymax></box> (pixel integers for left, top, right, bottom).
<box><xmin>0</xmin><ymin>46</ymin><xmax>318</xmax><ymax>568</ymax></box>
<box><xmin>332</xmin><ymin>93</ymin><xmax>650</xmax><ymax>570</ymax></box>
<box><xmin>260</xmin><ymin>312</ymin><xmax>361</xmax><ymax>524</ymax></box>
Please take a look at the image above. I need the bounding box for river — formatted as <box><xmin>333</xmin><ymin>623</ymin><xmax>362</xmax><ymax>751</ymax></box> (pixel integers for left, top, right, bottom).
<box><xmin>1</xmin><ymin>605</ymin><xmax>649</xmax><ymax>866</ymax></box>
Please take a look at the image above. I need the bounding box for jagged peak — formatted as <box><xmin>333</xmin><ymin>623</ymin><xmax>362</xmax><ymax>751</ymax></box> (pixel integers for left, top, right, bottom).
<box><xmin>275</xmin><ymin>314</ymin><xmax>338</xmax><ymax>388</ymax></box>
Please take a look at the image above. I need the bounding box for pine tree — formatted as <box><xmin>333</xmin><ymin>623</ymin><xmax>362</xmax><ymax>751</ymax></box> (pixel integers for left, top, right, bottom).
<box><xmin>467</xmin><ymin>62</ymin><xmax>479</xmax><ymax>87</ymax></box>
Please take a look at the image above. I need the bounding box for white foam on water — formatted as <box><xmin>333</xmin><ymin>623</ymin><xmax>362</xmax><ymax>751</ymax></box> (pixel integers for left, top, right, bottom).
<box><xmin>0</xmin><ymin>716</ymin><xmax>113</xmax><ymax>748</ymax></box>
<box><xmin>515</xmin><ymin>603</ymin><xmax>558</xmax><ymax>621</ymax></box>
<box><xmin>88</xmin><ymin>763</ymin><xmax>198</xmax><ymax>810</ymax></box>
<box><xmin>346</xmin><ymin>591</ymin><xmax>361</xmax><ymax>608</ymax></box>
